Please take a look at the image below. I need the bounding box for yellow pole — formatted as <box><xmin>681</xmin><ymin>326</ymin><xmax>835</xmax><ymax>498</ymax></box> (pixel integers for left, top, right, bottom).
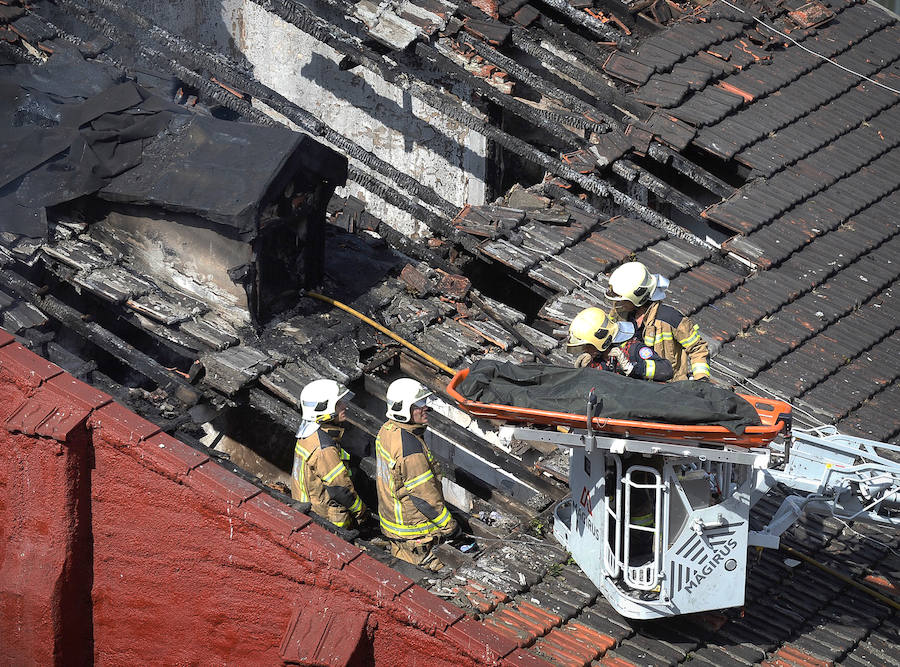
<box><xmin>781</xmin><ymin>545</ymin><xmax>900</xmax><ymax>611</ymax></box>
<box><xmin>305</xmin><ymin>291</ymin><xmax>456</xmax><ymax>376</ymax></box>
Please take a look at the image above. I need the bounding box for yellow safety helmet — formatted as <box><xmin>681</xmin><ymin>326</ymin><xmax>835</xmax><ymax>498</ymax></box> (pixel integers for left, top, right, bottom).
<box><xmin>606</xmin><ymin>262</ymin><xmax>669</xmax><ymax>307</ymax></box>
<box><xmin>567</xmin><ymin>307</ymin><xmax>634</xmax><ymax>352</ymax></box>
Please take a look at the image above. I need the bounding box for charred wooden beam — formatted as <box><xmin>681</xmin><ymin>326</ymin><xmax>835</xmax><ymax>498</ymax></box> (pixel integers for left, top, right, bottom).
<box><xmin>345</xmin><ymin>166</ymin><xmax>479</xmax><ymax>256</ymax></box>
<box><xmin>357</xmin><ymin>210</ymin><xmax>457</xmax><ymax>274</ymax></box>
<box><xmin>420</xmin><ymin>41</ymin><xmax>589</xmax><ymax>148</ymax></box>
<box><xmin>533</xmin><ymin>0</ymin><xmax>632</xmax><ymax>47</ymax></box>
<box><xmin>537</xmin><ymin>14</ymin><xmax>611</xmax><ymax>68</ymax></box>
<box><xmin>0</xmin><ymin>268</ymin><xmax>200</xmax><ymax>405</ymax></box>
<box><xmin>454</xmin><ymin>31</ymin><xmax>614</xmax><ymax>133</ymax></box>
<box><xmin>247</xmin><ymin>386</ymin><xmax>304</xmax><ymax>434</ymax></box>
<box><xmin>469</xmin><ymin>290</ymin><xmax>550</xmax><ymax>362</ymax></box>
<box><xmin>648</xmin><ymin>143</ymin><xmax>735</xmax><ymax>200</ymax></box>
<box><xmin>612</xmin><ymin>158</ymin><xmax>709</xmax><ymax>221</ymax></box>
<box><xmin>509</xmin><ymin>30</ymin><xmax>619</xmax><ymax>103</ymax></box>
<box><xmin>540</xmin><ymin>182</ymin><xmax>602</xmax><ymax>214</ymax></box>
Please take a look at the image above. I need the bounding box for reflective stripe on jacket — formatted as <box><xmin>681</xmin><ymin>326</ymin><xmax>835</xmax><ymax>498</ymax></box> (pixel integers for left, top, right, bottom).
<box><xmin>375</xmin><ymin>420</ymin><xmax>457</xmax><ymax>540</ymax></box>
<box><xmin>636</xmin><ymin>302</ymin><xmax>710</xmax><ymax>382</ymax></box>
<box><xmin>291</xmin><ymin>426</ymin><xmax>365</xmax><ymax>528</ymax></box>
<box><xmin>590</xmin><ymin>338</ymin><xmax>674</xmax><ymax>382</ymax></box>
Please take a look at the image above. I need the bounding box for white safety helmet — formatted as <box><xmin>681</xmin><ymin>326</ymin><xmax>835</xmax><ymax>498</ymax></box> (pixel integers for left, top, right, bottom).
<box><xmin>606</xmin><ymin>261</ymin><xmax>669</xmax><ymax>307</ymax></box>
<box><xmin>300</xmin><ymin>379</ymin><xmax>354</xmax><ymax>423</ymax></box>
<box><xmin>385</xmin><ymin>378</ymin><xmax>433</xmax><ymax>423</ymax></box>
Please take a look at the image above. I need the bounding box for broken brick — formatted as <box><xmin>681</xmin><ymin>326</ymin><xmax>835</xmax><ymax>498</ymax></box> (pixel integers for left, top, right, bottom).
<box><xmin>400</xmin><ymin>264</ymin><xmax>434</xmax><ymax>296</ymax></box>
<box><xmin>436</xmin><ymin>271</ymin><xmax>471</xmax><ymax>300</ymax></box>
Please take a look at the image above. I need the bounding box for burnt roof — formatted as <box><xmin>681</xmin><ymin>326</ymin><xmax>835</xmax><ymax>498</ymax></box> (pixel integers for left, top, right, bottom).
<box><xmin>0</xmin><ymin>47</ymin><xmax>346</xmax><ymax>239</ymax></box>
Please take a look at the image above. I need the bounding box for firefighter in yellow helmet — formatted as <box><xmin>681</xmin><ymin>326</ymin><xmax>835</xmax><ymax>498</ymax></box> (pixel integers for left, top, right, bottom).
<box><xmin>567</xmin><ymin>307</ymin><xmax>673</xmax><ymax>381</ymax></box>
<box><xmin>606</xmin><ymin>262</ymin><xmax>711</xmax><ymax>382</ymax></box>
<box><xmin>291</xmin><ymin>379</ymin><xmax>367</xmax><ymax>529</ymax></box>
<box><xmin>375</xmin><ymin>378</ymin><xmax>458</xmax><ymax>571</ymax></box>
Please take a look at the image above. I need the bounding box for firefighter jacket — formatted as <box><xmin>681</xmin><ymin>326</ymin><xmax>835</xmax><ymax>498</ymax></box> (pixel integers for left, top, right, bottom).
<box><xmin>375</xmin><ymin>420</ymin><xmax>457</xmax><ymax>541</ymax></box>
<box><xmin>588</xmin><ymin>338</ymin><xmax>674</xmax><ymax>382</ymax></box>
<box><xmin>630</xmin><ymin>302</ymin><xmax>710</xmax><ymax>381</ymax></box>
<box><xmin>291</xmin><ymin>422</ymin><xmax>365</xmax><ymax>529</ymax></box>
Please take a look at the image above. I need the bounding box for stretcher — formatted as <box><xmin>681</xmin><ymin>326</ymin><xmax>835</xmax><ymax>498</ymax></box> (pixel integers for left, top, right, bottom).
<box><xmin>446</xmin><ymin>367</ymin><xmax>792</xmax><ymax>448</ymax></box>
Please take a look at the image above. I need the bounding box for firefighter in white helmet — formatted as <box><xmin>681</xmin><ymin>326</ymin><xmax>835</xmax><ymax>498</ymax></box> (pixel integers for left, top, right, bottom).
<box><xmin>291</xmin><ymin>379</ymin><xmax>367</xmax><ymax>529</ymax></box>
<box><xmin>567</xmin><ymin>307</ymin><xmax>673</xmax><ymax>381</ymax></box>
<box><xmin>606</xmin><ymin>262</ymin><xmax>710</xmax><ymax>382</ymax></box>
<box><xmin>375</xmin><ymin>378</ymin><xmax>458</xmax><ymax>570</ymax></box>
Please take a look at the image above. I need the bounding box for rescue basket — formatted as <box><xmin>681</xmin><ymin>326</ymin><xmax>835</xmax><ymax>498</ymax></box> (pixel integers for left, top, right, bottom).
<box><xmin>446</xmin><ymin>367</ymin><xmax>791</xmax><ymax>448</ymax></box>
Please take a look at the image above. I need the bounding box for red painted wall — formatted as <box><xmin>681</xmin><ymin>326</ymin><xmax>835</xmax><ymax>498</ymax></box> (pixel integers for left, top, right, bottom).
<box><xmin>0</xmin><ymin>330</ymin><xmax>528</xmax><ymax>666</ymax></box>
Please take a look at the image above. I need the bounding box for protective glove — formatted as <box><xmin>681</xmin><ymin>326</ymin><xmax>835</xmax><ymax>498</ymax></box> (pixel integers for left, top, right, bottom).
<box><xmin>610</xmin><ymin>346</ymin><xmax>635</xmax><ymax>376</ymax></box>
<box><xmin>574</xmin><ymin>353</ymin><xmax>594</xmax><ymax>368</ymax></box>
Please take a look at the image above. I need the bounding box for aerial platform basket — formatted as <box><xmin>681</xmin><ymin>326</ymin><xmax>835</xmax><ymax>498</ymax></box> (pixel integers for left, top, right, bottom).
<box><xmin>446</xmin><ymin>367</ymin><xmax>791</xmax><ymax>448</ymax></box>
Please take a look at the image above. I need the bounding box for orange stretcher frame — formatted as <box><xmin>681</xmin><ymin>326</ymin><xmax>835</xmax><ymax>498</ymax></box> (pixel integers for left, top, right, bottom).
<box><xmin>446</xmin><ymin>368</ymin><xmax>792</xmax><ymax>448</ymax></box>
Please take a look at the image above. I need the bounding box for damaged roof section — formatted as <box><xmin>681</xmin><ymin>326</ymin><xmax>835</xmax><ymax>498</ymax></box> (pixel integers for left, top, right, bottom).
<box><xmin>4</xmin><ymin>0</ymin><xmax>887</xmax><ymax>443</ymax></box>
<box><xmin>0</xmin><ymin>47</ymin><xmax>346</xmax><ymax>242</ymax></box>
<box><xmin>1</xmin><ymin>48</ymin><xmax>348</xmax><ymax>327</ymax></box>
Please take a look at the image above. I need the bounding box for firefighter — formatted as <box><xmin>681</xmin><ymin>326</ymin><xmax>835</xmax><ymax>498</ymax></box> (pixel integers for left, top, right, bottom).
<box><xmin>375</xmin><ymin>378</ymin><xmax>458</xmax><ymax>571</ymax></box>
<box><xmin>567</xmin><ymin>307</ymin><xmax>674</xmax><ymax>382</ymax></box>
<box><xmin>606</xmin><ymin>262</ymin><xmax>711</xmax><ymax>382</ymax></box>
<box><xmin>291</xmin><ymin>379</ymin><xmax>367</xmax><ymax>530</ymax></box>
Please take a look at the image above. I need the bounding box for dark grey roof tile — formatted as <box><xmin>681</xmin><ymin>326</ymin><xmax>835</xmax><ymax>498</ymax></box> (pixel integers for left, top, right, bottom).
<box><xmin>692</xmin><ymin>125</ymin><xmax>745</xmax><ymax>160</ymax></box>
<box><xmin>800</xmin><ymin>339</ymin><xmax>900</xmax><ymax>415</ymax></box>
<box><xmin>664</xmin><ymin>283</ymin><xmax>705</xmax><ymax>315</ymax></box>
<box><xmin>733</xmin><ymin>220</ymin><xmax>813</xmax><ymax>267</ymax></box>
<box><xmin>692</xmin><ymin>304</ymin><xmax>741</xmax><ymax>342</ymax></box>
<box><xmin>838</xmin><ymin>382</ymin><xmax>900</xmax><ymax>442</ymax></box>
<box><xmin>646</xmin><ymin>111</ymin><xmax>696</xmax><ymax>151</ymax></box>
<box><xmin>603</xmin><ymin>52</ymin><xmax>656</xmax><ymax>85</ymax></box>
<box><xmin>553</xmin><ymin>244</ymin><xmax>606</xmax><ymax>279</ymax></box>
<box><xmin>527</xmin><ymin>261</ymin><xmax>583</xmax><ymax>293</ymax></box>
<box><xmin>669</xmin><ymin>58</ymin><xmax>717</xmax><ymax>90</ymax></box>
<box><xmin>694</xmin><ymin>49</ymin><xmax>736</xmax><ymax>78</ymax></box>
<box><xmin>480</xmin><ymin>239</ymin><xmax>541</xmax><ymax>272</ymax></box>
<box><xmin>719</xmin><ymin>284</ymin><xmax>780</xmax><ymax>326</ymax></box>
<box><xmin>633</xmin><ymin>41</ymin><xmax>685</xmax><ymax>71</ymax></box>
<box><xmin>632</xmin><ymin>75</ymin><xmax>692</xmax><ymax>108</ymax></box>
<box><xmin>670</xmin><ymin>85</ymin><xmax>745</xmax><ymax>127</ymax></box>
<box><xmin>690</xmin><ymin>645</ymin><xmax>762</xmax><ymax>667</ymax></box>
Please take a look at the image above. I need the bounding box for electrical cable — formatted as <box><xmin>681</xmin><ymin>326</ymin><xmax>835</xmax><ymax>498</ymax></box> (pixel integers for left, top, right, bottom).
<box><xmin>780</xmin><ymin>545</ymin><xmax>900</xmax><ymax>611</ymax></box>
<box><xmin>719</xmin><ymin>0</ymin><xmax>900</xmax><ymax>96</ymax></box>
<box><xmin>833</xmin><ymin>517</ymin><xmax>900</xmax><ymax>560</ymax></box>
<box><xmin>710</xmin><ymin>359</ymin><xmax>830</xmax><ymax>427</ymax></box>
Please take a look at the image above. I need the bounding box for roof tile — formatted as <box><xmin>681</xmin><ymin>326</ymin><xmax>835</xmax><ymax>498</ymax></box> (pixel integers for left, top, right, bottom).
<box><xmin>0</xmin><ymin>342</ymin><xmax>64</xmax><ymax>388</ymax></box>
<box><xmin>140</xmin><ymin>431</ymin><xmax>210</xmax><ymax>479</ymax></box>
<box><xmin>442</xmin><ymin>618</ymin><xmax>519</xmax><ymax>662</ymax></box>
<box><xmin>290</xmin><ymin>522</ymin><xmax>362</xmax><ymax>570</ymax></box>
<box><xmin>187</xmin><ymin>460</ymin><xmax>261</xmax><ymax>506</ymax></box>
<box><xmin>238</xmin><ymin>492</ymin><xmax>313</xmax><ymax>538</ymax></box>
<box><xmin>91</xmin><ymin>401</ymin><xmax>161</xmax><ymax>443</ymax></box>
